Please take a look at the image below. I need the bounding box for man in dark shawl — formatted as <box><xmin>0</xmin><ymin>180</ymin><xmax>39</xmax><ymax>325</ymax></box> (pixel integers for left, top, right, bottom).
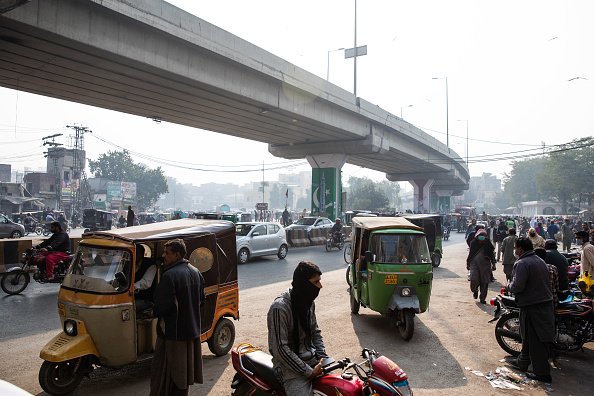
<box><xmin>150</xmin><ymin>239</ymin><xmax>205</xmax><ymax>396</ymax></box>
<box><xmin>267</xmin><ymin>261</ymin><xmax>329</xmax><ymax>395</ymax></box>
<box><xmin>467</xmin><ymin>228</ymin><xmax>496</xmax><ymax>304</ymax></box>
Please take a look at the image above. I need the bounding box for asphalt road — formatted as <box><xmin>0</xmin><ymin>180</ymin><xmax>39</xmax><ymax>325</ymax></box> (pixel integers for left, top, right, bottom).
<box><xmin>0</xmin><ymin>231</ymin><xmax>591</xmax><ymax>395</ymax></box>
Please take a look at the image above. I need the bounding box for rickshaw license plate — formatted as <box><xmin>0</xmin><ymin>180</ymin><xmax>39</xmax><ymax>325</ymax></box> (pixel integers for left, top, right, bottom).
<box><xmin>58</xmin><ymin>302</ymin><xmax>65</xmax><ymax>317</ymax></box>
<box><xmin>384</xmin><ymin>275</ymin><xmax>397</xmax><ymax>284</ymax></box>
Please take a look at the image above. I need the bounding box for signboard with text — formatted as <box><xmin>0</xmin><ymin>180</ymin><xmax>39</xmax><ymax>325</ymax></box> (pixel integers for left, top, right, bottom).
<box><xmin>256</xmin><ymin>203</ymin><xmax>268</xmax><ymax>210</ymax></box>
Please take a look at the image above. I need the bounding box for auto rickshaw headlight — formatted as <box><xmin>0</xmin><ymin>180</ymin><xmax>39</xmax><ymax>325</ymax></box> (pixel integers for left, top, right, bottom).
<box><xmin>64</xmin><ymin>319</ymin><xmax>78</xmax><ymax>336</ymax></box>
<box><xmin>401</xmin><ymin>287</ymin><xmax>411</xmax><ymax>297</ymax></box>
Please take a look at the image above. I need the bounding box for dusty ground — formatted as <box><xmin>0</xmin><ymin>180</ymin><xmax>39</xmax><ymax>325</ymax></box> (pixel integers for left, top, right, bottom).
<box><xmin>0</xmin><ymin>231</ymin><xmax>591</xmax><ymax>395</ymax></box>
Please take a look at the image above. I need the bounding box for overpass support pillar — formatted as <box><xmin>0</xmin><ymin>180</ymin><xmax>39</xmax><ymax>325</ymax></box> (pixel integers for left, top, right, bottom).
<box><xmin>306</xmin><ymin>154</ymin><xmax>347</xmax><ymax>221</ymax></box>
<box><xmin>409</xmin><ymin>179</ymin><xmax>434</xmax><ymax>213</ymax></box>
<box><xmin>434</xmin><ymin>190</ymin><xmax>454</xmax><ymax>213</ymax></box>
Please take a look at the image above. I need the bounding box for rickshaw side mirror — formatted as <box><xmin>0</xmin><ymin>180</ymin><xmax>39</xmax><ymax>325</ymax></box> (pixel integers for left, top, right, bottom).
<box><xmin>364</xmin><ymin>251</ymin><xmax>374</xmax><ymax>263</ymax></box>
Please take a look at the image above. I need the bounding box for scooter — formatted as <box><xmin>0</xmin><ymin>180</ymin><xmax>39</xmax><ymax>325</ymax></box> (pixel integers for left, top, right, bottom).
<box><xmin>231</xmin><ymin>343</ymin><xmax>413</xmax><ymax>396</ymax></box>
<box><xmin>1</xmin><ymin>248</ymin><xmax>74</xmax><ymax>295</ymax></box>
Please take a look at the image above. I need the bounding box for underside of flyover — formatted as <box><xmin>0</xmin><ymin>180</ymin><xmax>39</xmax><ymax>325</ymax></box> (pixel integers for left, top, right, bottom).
<box><xmin>0</xmin><ymin>0</ymin><xmax>468</xmax><ymax>196</ymax></box>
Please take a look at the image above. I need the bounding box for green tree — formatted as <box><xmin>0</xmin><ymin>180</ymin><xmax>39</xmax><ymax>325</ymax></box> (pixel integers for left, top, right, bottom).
<box><xmin>502</xmin><ymin>157</ymin><xmax>546</xmax><ymax>205</ymax></box>
<box><xmin>89</xmin><ymin>150</ymin><xmax>169</xmax><ymax>208</ymax></box>
<box><xmin>377</xmin><ymin>180</ymin><xmax>402</xmax><ymax>210</ymax></box>
<box><xmin>349</xmin><ymin>181</ymin><xmax>389</xmax><ymax>211</ymax></box>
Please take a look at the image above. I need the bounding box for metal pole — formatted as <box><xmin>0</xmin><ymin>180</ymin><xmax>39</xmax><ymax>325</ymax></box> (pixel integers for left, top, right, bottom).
<box><xmin>354</xmin><ymin>0</ymin><xmax>357</xmax><ymax>96</ymax></box>
<box><xmin>466</xmin><ymin>120</ymin><xmax>468</xmax><ymax>165</ymax></box>
<box><xmin>446</xmin><ymin>77</ymin><xmax>449</xmax><ymax>148</ymax></box>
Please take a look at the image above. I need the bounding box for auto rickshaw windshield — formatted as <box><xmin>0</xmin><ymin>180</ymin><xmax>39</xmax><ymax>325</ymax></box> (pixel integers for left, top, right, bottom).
<box><xmin>370</xmin><ymin>233</ymin><xmax>431</xmax><ymax>264</ymax></box>
<box><xmin>64</xmin><ymin>246</ymin><xmax>132</xmax><ymax>293</ymax></box>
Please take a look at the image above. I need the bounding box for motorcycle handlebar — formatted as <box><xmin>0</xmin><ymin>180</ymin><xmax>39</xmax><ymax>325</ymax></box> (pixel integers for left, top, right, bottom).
<box><xmin>322</xmin><ymin>359</ymin><xmax>349</xmax><ymax>374</ymax></box>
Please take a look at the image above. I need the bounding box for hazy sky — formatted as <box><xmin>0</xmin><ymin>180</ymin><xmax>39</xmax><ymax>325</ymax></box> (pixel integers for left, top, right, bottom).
<box><xmin>1</xmin><ymin>0</ymin><xmax>592</xmax><ymax>188</ymax></box>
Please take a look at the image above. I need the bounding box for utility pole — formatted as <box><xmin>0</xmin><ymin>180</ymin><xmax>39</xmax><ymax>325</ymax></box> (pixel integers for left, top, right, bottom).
<box><xmin>66</xmin><ymin>124</ymin><xmax>93</xmax><ymax>216</ymax></box>
<box><xmin>42</xmin><ymin>134</ymin><xmax>63</xmax><ymax>211</ymax></box>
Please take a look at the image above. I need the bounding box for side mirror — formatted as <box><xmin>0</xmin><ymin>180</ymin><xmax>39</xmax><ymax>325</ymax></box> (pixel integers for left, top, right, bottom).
<box><xmin>364</xmin><ymin>251</ymin><xmax>374</xmax><ymax>263</ymax></box>
<box><xmin>251</xmin><ymin>232</ymin><xmax>260</xmax><ymax>237</ymax></box>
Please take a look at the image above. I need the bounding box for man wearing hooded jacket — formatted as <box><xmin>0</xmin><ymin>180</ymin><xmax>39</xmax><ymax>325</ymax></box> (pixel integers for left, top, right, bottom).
<box><xmin>267</xmin><ymin>261</ymin><xmax>329</xmax><ymax>395</ymax></box>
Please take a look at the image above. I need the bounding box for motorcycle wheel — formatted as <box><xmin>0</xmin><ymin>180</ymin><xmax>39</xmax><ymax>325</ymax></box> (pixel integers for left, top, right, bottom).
<box><xmin>39</xmin><ymin>357</ymin><xmax>86</xmax><ymax>396</ymax></box>
<box><xmin>42</xmin><ymin>228</ymin><xmax>51</xmax><ymax>236</ymax></box>
<box><xmin>344</xmin><ymin>243</ymin><xmax>352</xmax><ymax>264</ymax></box>
<box><xmin>398</xmin><ymin>309</ymin><xmax>415</xmax><ymax>341</ymax></box>
<box><xmin>207</xmin><ymin>318</ymin><xmax>235</xmax><ymax>356</ymax></box>
<box><xmin>1</xmin><ymin>270</ymin><xmax>30</xmax><ymax>295</ymax></box>
<box><xmin>36</xmin><ymin>227</ymin><xmax>42</xmax><ymax>235</ymax></box>
<box><xmin>350</xmin><ymin>285</ymin><xmax>359</xmax><ymax>314</ymax></box>
<box><xmin>325</xmin><ymin>239</ymin><xmax>332</xmax><ymax>252</ymax></box>
<box><xmin>495</xmin><ymin>312</ymin><xmax>521</xmax><ymax>357</ymax></box>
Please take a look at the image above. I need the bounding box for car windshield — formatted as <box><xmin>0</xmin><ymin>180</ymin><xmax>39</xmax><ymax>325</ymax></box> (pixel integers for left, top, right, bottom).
<box><xmin>370</xmin><ymin>233</ymin><xmax>431</xmax><ymax>264</ymax></box>
<box><xmin>236</xmin><ymin>224</ymin><xmax>255</xmax><ymax>236</ymax></box>
<box><xmin>63</xmin><ymin>246</ymin><xmax>132</xmax><ymax>293</ymax></box>
<box><xmin>295</xmin><ymin>218</ymin><xmax>316</xmax><ymax>226</ymax></box>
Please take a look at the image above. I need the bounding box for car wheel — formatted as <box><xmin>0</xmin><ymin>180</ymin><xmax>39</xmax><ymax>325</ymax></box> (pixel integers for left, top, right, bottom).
<box><xmin>10</xmin><ymin>230</ymin><xmax>22</xmax><ymax>239</ymax></box>
<box><xmin>277</xmin><ymin>244</ymin><xmax>288</xmax><ymax>259</ymax></box>
<box><xmin>237</xmin><ymin>248</ymin><xmax>250</xmax><ymax>264</ymax></box>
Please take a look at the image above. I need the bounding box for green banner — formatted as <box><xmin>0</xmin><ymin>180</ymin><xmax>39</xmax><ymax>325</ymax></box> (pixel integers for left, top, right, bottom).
<box><xmin>311</xmin><ymin>168</ymin><xmax>340</xmax><ymax>221</ymax></box>
<box><xmin>437</xmin><ymin>196</ymin><xmax>451</xmax><ymax>213</ymax></box>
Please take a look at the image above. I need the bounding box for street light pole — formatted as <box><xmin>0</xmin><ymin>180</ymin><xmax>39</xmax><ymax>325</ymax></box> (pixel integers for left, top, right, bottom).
<box><xmin>401</xmin><ymin>104</ymin><xmax>413</xmax><ymax>119</ymax></box>
<box><xmin>327</xmin><ymin>48</ymin><xmax>345</xmax><ymax>81</ymax></box>
<box><xmin>432</xmin><ymin>77</ymin><xmax>449</xmax><ymax>148</ymax></box>
<box><xmin>457</xmin><ymin>119</ymin><xmax>468</xmax><ymax>165</ymax></box>
<box><xmin>354</xmin><ymin>0</ymin><xmax>358</xmax><ymax>96</ymax></box>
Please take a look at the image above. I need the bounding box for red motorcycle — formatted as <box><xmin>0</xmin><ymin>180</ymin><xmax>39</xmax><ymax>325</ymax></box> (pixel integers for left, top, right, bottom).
<box><xmin>231</xmin><ymin>343</ymin><xmax>413</xmax><ymax>396</ymax></box>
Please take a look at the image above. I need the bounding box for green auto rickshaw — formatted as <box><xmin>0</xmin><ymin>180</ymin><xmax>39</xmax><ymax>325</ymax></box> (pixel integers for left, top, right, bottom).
<box><xmin>347</xmin><ymin>217</ymin><xmax>433</xmax><ymax>340</ymax></box>
<box><xmin>401</xmin><ymin>214</ymin><xmax>443</xmax><ymax>268</ymax></box>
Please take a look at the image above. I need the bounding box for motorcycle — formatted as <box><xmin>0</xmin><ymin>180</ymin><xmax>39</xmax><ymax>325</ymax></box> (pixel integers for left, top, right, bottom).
<box><xmin>326</xmin><ymin>231</ymin><xmax>345</xmax><ymax>251</ymax></box>
<box><xmin>24</xmin><ymin>222</ymin><xmax>42</xmax><ymax>236</ymax></box>
<box><xmin>490</xmin><ymin>288</ymin><xmax>594</xmax><ymax>356</ymax></box>
<box><xmin>1</xmin><ymin>248</ymin><xmax>74</xmax><ymax>295</ymax></box>
<box><xmin>442</xmin><ymin>226</ymin><xmax>450</xmax><ymax>241</ymax></box>
<box><xmin>231</xmin><ymin>344</ymin><xmax>413</xmax><ymax>396</ymax></box>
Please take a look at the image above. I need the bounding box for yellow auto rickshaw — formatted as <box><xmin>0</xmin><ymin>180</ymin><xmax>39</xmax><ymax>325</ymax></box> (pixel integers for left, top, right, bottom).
<box><xmin>38</xmin><ymin>219</ymin><xmax>239</xmax><ymax>395</ymax></box>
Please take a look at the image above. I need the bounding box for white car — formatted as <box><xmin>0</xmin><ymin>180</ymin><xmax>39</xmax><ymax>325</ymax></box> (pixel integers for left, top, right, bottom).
<box><xmin>235</xmin><ymin>222</ymin><xmax>288</xmax><ymax>264</ymax></box>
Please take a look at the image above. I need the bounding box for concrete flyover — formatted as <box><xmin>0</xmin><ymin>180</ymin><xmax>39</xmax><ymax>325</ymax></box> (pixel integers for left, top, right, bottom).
<box><xmin>0</xmin><ymin>0</ymin><xmax>469</xmax><ymax>215</ymax></box>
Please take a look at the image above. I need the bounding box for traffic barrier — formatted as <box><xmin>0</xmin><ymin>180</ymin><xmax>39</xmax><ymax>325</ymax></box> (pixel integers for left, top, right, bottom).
<box><xmin>0</xmin><ymin>239</ymin><xmax>32</xmax><ymax>272</ymax></box>
<box><xmin>287</xmin><ymin>229</ymin><xmax>309</xmax><ymax>247</ymax></box>
<box><xmin>308</xmin><ymin>228</ymin><xmax>326</xmax><ymax>246</ymax></box>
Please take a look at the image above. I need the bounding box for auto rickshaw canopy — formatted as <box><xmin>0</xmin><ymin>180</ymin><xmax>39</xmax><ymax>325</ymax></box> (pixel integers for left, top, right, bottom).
<box><xmin>351</xmin><ymin>216</ymin><xmax>424</xmax><ymax>232</ymax></box>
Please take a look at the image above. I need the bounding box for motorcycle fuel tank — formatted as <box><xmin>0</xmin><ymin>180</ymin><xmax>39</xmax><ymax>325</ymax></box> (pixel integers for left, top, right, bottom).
<box><xmin>368</xmin><ymin>356</ymin><xmax>412</xmax><ymax>396</ymax></box>
<box><xmin>313</xmin><ymin>373</ymin><xmax>364</xmax><ymax>396</ymax></box>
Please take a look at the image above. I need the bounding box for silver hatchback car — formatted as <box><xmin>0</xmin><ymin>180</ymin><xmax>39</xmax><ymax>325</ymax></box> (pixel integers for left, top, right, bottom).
<box><xmin>235</xmin><ymin>222</ymin><xmax>288</xmax><ymax>264</ymax></box>
<box><xmin>0</xmin><ymin>214</ymin><xmax>25</xmax><ymax>239</ymax></box>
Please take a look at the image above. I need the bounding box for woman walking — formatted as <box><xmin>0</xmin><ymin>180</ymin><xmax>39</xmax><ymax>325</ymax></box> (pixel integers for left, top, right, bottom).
<box><xmin>467</xmin><ymin>229</ymin><xmax>496</xmax><ymax>304</ymax></box>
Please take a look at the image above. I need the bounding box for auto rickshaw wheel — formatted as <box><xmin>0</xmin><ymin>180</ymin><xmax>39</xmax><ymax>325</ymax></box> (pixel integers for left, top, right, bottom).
<box><xmin>349</xmin><ymin>287</ymin><xmax>359</xmax><ymax>314</ymax></box>
<box><xmin>398</xmin><ymin>309</ymin><xmax>415</xmax><ymax>341</ymax></box>
<box><xmin>431</xmin><ymin>253</ymin><xmax>442</xmax><ymax>267</ymax></box>
<box><xmin>207</xmin><ymin>318</ymin><xmax>235</xmax><ymax>356</ymax></box>
<box><xmin>39</xmin><ymin>357</ymin><xmax>87</xmax><ymax>395</ymax></box>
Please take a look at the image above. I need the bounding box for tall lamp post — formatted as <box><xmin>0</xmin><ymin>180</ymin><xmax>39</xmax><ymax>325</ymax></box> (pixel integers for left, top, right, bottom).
<box><xmin>401</xmin><ymin>104</ymin><xmax>413</xmax><ymax>119</ymax></box>
<box><xmin>457</xmin><ymin>119</ymin><xmax>469</xmax><ymax>165</ymax></box>
<box><xmin>432</xmin><ymin>77</ymin><xmax>449</xmax><ymax>148</ymax></box>
<box><xmin>327</xmin><ymin>47</ymin><xmax>345</xmax><ymax>81</ymax></box>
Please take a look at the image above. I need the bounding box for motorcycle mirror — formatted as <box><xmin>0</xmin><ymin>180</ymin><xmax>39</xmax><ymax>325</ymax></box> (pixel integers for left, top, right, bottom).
<box><xmin>364</xmin><ymin>251</ymin><xmax>374</xmax><ymax>263</ymax></box>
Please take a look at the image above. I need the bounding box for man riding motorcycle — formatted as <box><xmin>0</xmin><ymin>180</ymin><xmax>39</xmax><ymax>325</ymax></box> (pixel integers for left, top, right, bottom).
<box><xmin>34</xmin><ymin>221</ymin><xmax>70</xmax><ymax>280</ymax></box>
<box><xmin>24</xmin><ymin>213</ymin><xmax>37</xmax><ymax>232</ymax></box>
<box><xmin>329</xmin><ymin>219</ymin><xmax>343</xmax><ymax>243</ymax></box>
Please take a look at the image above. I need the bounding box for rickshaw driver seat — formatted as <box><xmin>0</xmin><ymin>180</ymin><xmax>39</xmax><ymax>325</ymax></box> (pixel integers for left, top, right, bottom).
<box><xmin>133</xmin><ymin>245</ymin><xmax>158</xmax><ymax>315</ymax></box>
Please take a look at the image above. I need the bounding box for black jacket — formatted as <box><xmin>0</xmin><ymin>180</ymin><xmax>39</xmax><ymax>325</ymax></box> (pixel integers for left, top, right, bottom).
<box><xmin>153</xmin><ymin>259</ymin><xmax>205</xmax><ymax>341</ymax></box>
<box><xmin>545</xmin><ymin>249</ymin><xmax>569</xmax><ymax>291</ymax></box>
<box><xmin>507</xmin><ymin>251</ymin><xmax>553</xmax><ymax>307</ymax></box>
<box><xmin>39</xmin><ymin>231</ymin><xmax>70</xmax><ymax>253</ymax></box>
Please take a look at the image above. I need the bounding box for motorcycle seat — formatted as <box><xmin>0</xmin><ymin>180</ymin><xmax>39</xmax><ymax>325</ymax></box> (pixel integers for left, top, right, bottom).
<box><xmin>241</xmin><ymin>350</ymin><xmax>284</xmax><ymax>392</ymax></box>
